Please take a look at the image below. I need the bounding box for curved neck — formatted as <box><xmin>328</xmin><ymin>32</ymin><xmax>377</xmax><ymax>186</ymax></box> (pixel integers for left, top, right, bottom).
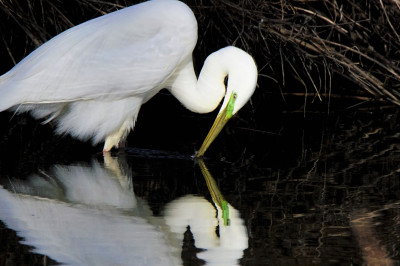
<box><xmin>167</xmin><ymin>55</ymin><xmax>227</xmax><ymax>114</ymax></box>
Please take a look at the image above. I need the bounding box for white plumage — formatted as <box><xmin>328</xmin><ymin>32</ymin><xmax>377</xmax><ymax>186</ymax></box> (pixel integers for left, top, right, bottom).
<box><xmin>0</xmin><ymin>0</ymin><xmax>257</xmax><ymax>152</ymax></box>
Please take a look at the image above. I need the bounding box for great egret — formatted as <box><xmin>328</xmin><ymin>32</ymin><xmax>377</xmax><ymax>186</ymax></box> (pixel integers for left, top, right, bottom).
<box><xmin>0</xmin><ymin>0</ymin><xmax>258</xmax><ymax>155</ymax></box>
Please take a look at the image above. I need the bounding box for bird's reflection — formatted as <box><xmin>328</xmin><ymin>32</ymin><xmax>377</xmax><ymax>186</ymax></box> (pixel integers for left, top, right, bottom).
<box><xmin>164</xmin><ymin>160</ymin><xmax>248</xmax><ymax>265</ymax></box>
<box><xmin>10</xmin><ymin>157</ymin><xmax>136</xmax><ymax>209</ymax></box>
<box><xmin>0</xmin><ymin>154</ymin><xmax>248</xmax><ymax>265</ymax></box>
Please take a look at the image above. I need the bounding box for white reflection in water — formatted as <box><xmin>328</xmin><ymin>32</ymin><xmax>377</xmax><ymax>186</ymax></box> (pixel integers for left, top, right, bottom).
<box><xmin>0</xmin><ymin>155</ymin><xmax>248</xmax><ymax>265</ymax></box>
<box><xmin>12</xmin><ymin>161</ymin><xmax>136</xmax><ymax>209</ymax></box>
<box><xmin>165</xmin><ymin>195</ymin><xmax>248</xmax><ymax>266</ymax></box>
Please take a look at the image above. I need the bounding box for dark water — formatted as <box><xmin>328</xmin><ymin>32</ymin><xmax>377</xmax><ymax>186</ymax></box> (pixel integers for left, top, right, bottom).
<box><xmin>1</xmin><ymin>99</ymin><xmax>400</xmax><ymax>265</ymax></box>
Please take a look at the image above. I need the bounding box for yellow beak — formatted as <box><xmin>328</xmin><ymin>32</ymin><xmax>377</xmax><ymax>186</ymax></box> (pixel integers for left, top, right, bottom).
<box><xmin>196</xmin><ymin>92</ymin><xmax>237</xmax><ymax>157</ymax></box>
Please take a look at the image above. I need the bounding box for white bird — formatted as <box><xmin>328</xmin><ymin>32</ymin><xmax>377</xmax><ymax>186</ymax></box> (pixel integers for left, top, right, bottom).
<box><xmin>0</xmin><ymin>0</ymin><xmax>258</xmax><ymax>155</ymax></box>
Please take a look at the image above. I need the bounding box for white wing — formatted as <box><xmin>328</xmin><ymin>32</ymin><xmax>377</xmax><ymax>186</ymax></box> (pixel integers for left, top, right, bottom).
<box><xmin>0</xmin><ymin>0</ymin><xmax>198</xmax><ymax>109</ymax></box>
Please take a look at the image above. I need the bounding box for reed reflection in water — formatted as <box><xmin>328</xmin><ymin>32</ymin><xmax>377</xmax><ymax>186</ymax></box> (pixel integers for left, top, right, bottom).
<box><xmin>0</xmin><ymin>155</ymin><xmax>248</xmax><ymax>265</ymax></box>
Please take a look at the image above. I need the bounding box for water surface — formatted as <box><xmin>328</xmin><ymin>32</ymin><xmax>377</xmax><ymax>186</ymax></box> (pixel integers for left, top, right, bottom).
<box><xmin>1</xmin><ymin>104</ymin><xmax>400</xmax><ymax>265</ymax></box>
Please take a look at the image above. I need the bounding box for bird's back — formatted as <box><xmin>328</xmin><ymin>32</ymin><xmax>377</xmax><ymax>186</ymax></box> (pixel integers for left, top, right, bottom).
<box><xmin>0</xmin><ymin>0</ymin><xmax>198</xmax><ymax>111</ymax></box>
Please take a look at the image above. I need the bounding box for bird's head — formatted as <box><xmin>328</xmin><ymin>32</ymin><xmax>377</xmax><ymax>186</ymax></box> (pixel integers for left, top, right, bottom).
<box><xmin>196</xmin><ymin>46</ymin><xmax>258</xmax><ymax>157</ymax></box>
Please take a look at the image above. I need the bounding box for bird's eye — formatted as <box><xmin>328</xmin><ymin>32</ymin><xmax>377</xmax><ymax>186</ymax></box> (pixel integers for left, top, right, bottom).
<box><xmin>233</xmin><ymin>92</ymin><xmax>237</xmax><ymax>99</ymax></box>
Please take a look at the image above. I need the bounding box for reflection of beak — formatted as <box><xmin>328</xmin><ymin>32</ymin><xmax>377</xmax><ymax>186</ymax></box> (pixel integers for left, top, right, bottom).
<box><xmin>196</xmin><ymin>92</ymin><xmax>237</xmax><ymax>157</ymax></box>
<box><xmin>198</xmin><ymin>159</ymin><xmax>230</xmax><ymax>226</ymax></box>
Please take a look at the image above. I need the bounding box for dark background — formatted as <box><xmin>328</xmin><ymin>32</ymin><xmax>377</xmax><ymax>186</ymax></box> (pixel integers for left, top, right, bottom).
<box><xmin>1</xmin><ymin>1</ymin><xmax>400</xmax><ymax>265</ymax></box>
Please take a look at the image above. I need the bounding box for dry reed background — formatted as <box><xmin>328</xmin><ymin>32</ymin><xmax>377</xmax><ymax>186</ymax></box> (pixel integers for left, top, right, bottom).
<box><xmin>1</xmin><ymin>0</ymin><xmax>400</xmax><ymax>108</ymax></box>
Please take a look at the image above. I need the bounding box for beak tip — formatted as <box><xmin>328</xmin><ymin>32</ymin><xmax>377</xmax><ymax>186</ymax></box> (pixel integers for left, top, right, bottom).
<box><xmin>195</xmin><ymin>150</ymin><xmax>205</xmax><ymax>158</ymax></box>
